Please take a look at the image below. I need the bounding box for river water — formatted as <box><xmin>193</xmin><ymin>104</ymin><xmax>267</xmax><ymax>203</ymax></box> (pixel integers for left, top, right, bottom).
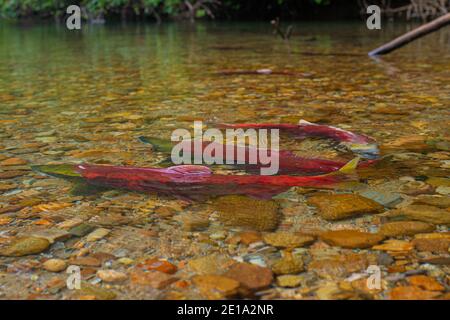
<box><xmin>0</xmin><ymin>21</ymin><xmax>448</xmax><ymax>300</ymax></box>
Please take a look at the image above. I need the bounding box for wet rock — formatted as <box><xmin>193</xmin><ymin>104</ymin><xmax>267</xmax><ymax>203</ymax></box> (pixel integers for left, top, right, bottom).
<box><xmin>79</xmin><ymin>283</ymin><xmax>116</xmax><ymax>300</ymax></box>
<box><xmin>383</xmin><ymin>135</ymin><xmax>430</xmax><ymax>152</ymax></box>
<box><xmin>436</xmin><ymin>186</ymin><xmax>450</xmax><ymax>195</ymax></box>
<box><xmin>315</xmin><ymin>283</ymin><xmax>343</xmax><ymax>300</ymax></box>
<box><xmin>97</xmin><ymin>270</ymin><xmax>128</xmax><ymax>283</ymax></box>
<box><xmin>389</xmin><ymin>286</ymin><xmax>442</xmax><ymax>300</ymax></box>
<box><xmin>379</xmin><ymin>221</ymin><xmax>435</xmax><ymax>237</ymax></box>
<box><xmin>398</xmin><ymin>180</ymin><xmax>433</xmax><ymax>196</ymax></box>
<box><xmin>224</xmin><ymin>262</ymin><xmax>273</xmax><ymax>291</ymax></box>
<box><xmin>69</xmin><ymin>223</ymin><xmax>95</xmax><ymax>237</ymax></box>
<box><xmin>263</xmin><ymin>232</ymin><xmax>315</xmax><ymax>248</ymax></box>
<box><xmin>188</xmin><ymin>254</ymin><xmax>235</xmax><ymax>275</ymax></box>
<box><xmin>388</xmin><ymin>205</ymin><xmax>450</xmax><ymax>225</ymax></box>
<box><xmin>319</xmin><ymin>230</ymin><xmax>384</xmax><ymax>249</ymax></box>
<box><xmin>178</xmin><ymin>215</ymin><xmax>209</xmax><ymax>232</ymax></box>
<box><xmin>0</xmin><ymin>205</ymin><xmax>24</xmax><ymax>214</ymax></box>
<box><xmin>0</xmin><ymin>158</ymin><xmax>27</xmax><ymax>166</ymax></box>
<box><xmin>0</xmin><ymin>183</ymin><xmax>17</xmax><ymax>192</ymax></box>
<box><xmin>70</xmin><ymin>256</ymin><xmax>102</xmax><ymax>267</ymax></box>
<box><xmin>276</xmin><ymin>275</ymin><xmax>303</xmax><ymax>287</ymax></box>
<box><xmin>210</xmin><ymin>231</ymin><xmax>227</xmax><ymax>240</ymax></box>
<box><xmin>414</xmin><ymin>195</ymin><xmax>450</xmax><ymax>208</ymax></box>
<box><xmin>373</xmin><ymin>240</ymin><xmax>414</xmax><ymax>252</ymax></box>
<box><xmin>154</xmin><ymin>206</ymin><xmax>177</xmax><ymax>218</ymax></box>
<box><xmin>42</xmin><ymin>259</ymin><xmax>67</xmax><ymax>272</ymax></box>
<box><xmin>192</xmin><ymin>275</ymin><xmax>240</xmax><ymax>300</ymax></box>
<box><xmin>130</xmin><ymin>269</ymin><xmax>178</xmax><ymax>289</ymax></box>
<box><xmin>308</xmin><ymin>253</ymin><xmax>371</xmax><ymax>279</ymax></box>
<box><xmin>0</xmin><ymin>237</ymin><xmax>50</xmax><ymax>257</ymax></box>
<box><xmin>237</xmin><ymin>231</ymin><xmax>262</xmax><ymax>245</ymax></box>
<box><xmin>142</xmin><ymin>258</ymin><xmax>178</xmax><ymax>274</ymax></box>
<box><xmin>426</xmin><ymin>177</ymin><xmax>450</xmax><ymax>188</ymax></box>
<box><xmin>412</xmin><ymin>233</ymin><xmax>450</xmax><ymax>253</ymax></box>
<box><xmin>29</xmin><ymin>229</ymin><xmax>71</xmax><ymax>243</ymax></box>
<box><xmin>86</xmin><ymin>228</ymin><xmax>110</xmax><ymax>242</ymax></box>
<box><xmin>271</xmin><ymin>253</ymin><xmax>304</xmax><ymax>275</ymax></box>
<box><xmin>212</xmin><ymin>195</ymin><xmax>279</xmax><ymax>231</ymax></box>
<box><xmin>307</xmin><ymin>194</ymin><xmax>384</xmax><ymax>221</ymax></box>
<box><xmin>0</xmin><ymin>171</ymin><xmax>27</xmax><ymax>179</ymax></box>
<box><xmin>407</xmin><ymin>275</ymin><xmax>444</xmax><ymax>291</ymax></box>
<box><xmin>377</xmin><ymin>252</ymin><xmax>394</xmax><ymax>266</ymax></box>
<box><xmin>358</xmin><ymin>189</ymin><xmax>403</xmax><ymax>208</ymax></box>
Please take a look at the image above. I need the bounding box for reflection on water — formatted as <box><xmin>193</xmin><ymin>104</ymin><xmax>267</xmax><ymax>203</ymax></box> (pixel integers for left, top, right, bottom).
<box><xmin>0</xmin><ymin>21</ymin><xmax>449</xmax><ymax>300</ymax></box>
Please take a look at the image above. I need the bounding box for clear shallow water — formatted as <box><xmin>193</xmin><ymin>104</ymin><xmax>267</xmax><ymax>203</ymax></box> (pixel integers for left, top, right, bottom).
<box><xmin>0</xmin><ymin>21</ymin><xmax>448</xmax><ymax>300</ymax></box>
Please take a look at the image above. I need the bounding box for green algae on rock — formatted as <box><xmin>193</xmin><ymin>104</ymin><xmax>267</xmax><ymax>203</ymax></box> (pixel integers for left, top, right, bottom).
<box><xmin>0</xmin><ymin>237</ymin><xmax>50</xmax><ymax>257</ymax></box>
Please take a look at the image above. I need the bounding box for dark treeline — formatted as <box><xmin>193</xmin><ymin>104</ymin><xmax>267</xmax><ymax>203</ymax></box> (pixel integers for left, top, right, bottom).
<box><xmin>0</xmin><ymin>0</ymin><xmax>447</xmax><ymax>22</ymax></box>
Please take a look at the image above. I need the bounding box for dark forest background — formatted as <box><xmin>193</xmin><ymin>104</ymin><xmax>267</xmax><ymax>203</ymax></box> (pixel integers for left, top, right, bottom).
<box><xmin>1</xmin><ymin>0</ymin><xmax>448</xmax><ymax>22</ymax></box>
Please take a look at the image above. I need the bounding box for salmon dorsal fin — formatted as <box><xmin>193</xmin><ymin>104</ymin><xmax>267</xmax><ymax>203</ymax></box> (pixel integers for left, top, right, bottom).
<box><xmin>167</xmin><ymin>165</ymin><xmax>212</xmax><ymax>175</ymax></box>
<box><xmin>298</xmin><ymin>119</ymin><xmax>314</xmax><ymax>126</ymax></box>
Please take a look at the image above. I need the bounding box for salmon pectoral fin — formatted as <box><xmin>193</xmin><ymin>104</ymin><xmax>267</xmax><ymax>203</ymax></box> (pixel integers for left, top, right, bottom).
<box><xmin>70</xmin><ymin>181</ymin><xmax>111</xmax><ymax>196</ymax></box>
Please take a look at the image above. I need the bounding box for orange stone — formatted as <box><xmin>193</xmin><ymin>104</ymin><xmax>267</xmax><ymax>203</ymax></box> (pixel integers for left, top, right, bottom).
<box><xmin>143</xmin><ymin>258</ymin><xmax>178</xmax><ymax>274</ymax></box>
<box><xmin>407</xmin><ymin>275</ymin><xmax>445</xmax><ymax>291</ymax></box>
<box><xmin>238</xmin><ymin>231</ymin><xmax>262</xmax><ymax>245</ymax></box>
<box><xmin>0</xmin><ymin>158</ymin><xmax>27</xmax><ymax>166</ymax></box>
<box><xmin>130</xmin><ymin>269</ymin><xmax>178</xmax><ymax>289</ymax></box>
<box><xmin>389</xmin><ymin>286</ymin><xmax>442</xmax><ymax>300</ymax></box>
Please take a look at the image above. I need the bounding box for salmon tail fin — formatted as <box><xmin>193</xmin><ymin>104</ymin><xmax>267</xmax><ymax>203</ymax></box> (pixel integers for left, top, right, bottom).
<box><xmin>337</xmin><ymin>157</ymin><xmax>360</xmax><ymax>174</ymax></box>
<box><xmin>31</xmin><ymin>164</ymin><xmax>81</xmax><ymax>180</ymax></box>
<box><xmin>322</xmin><ymin>157</ymin><xmax>360</xmax><ymax>177</ymax></box>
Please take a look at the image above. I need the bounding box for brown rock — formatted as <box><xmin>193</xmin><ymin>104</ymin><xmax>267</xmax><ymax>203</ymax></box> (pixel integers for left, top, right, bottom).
<box><xmin>389</xmin><ymin>286</ymin><xmax>442</xmax><ymax>300</ymax></box>
<box><xmin>307</xmin><ymin>194</ymin><xmax>384</xmax><ymax>221</ymax></box>
<box><xmin>154</xmin><ymin>206</ymin><xmax>176</xmax><ymax>218</ymax></box>
<box><xmin>276</xmin><ymin>275</ymin><xmax>303</xmax><ymax>287</ymax></box>
<box><xmin>271</xmin><ymin>253</ymin><xmax>304</xmax><ymax>275</ymax></box>
<box><xmin>0</xmin><ymin>171</ymin><xmax>27</xmax><ymax>179</ymax></box>
<box><xmin>373</xmin><ymin>240</ymin><xmax>414</xmax><ymax>252</ymax></box>
<box><xmin>212</xmin><ymin>195</ymin><xmax>279</xmax><ymax>231</ymax></box>
<box><xmin>192</xmin><ymin>275</ymin><xmax>240</xmax><ymax>300</ymax></box>
<box><xmin>0</xmin><ymin>237</ymin><xmax>50</xmax><ymax>257</ymax></box>
<box><xmin>130</xmin><ymin>270</ymin><xmax>178</xmax><ymax>289</ymax></box>
<box><xmin>379</xmin><ymin>221</ymin><xmax>434</xmax><ymax>237</ymax></box>
<box><xmin>224</xmin><ymin>263</ymin><xmax>273</xmax><ymax>291</ymax></box>
<box><xmin>308</xmin><ymin>253</ymin><xmax>371</xmax><ymax>279</ymax></box>
<box><xmin>70</xmin><ymin>256</ymin><xmax>102</xmax><ymax>267</ymax></box>
<box><xmin>413</xmin><ymin>195</ymin><xmax>450</xmax><ymax>208</ymax></box>
<box><xmin>237</xmin><ymin>231</ymin><xmax>262</xmax><ymax>245</ymax></box>
<box><xmin>0</xmin><ymin>205</ymin><xmax>24</xmax><ymax>214</ymax></box>
<box><xmin>389</xmin><ymin>204</ymin><xmax>450</xmax><ymax>225</ymax></box>
<box><xmin>142</xmin><ymin>258</ymin><xmax>178</xmax><ymax>274</ymax></box>
<box><xmin>263</xmin><ymin>232</ymin><xmax>315</xmax><ymax>248</ymax></box>
<box><xmin>79</xmin><ymin>283</ymin><xmax>116</xmax><ymax>300</ymax></box>
<box><xmin>97</xmin><ymin>270</ymin><xmax>128</xmax><ymax>283</ymax></box>
<box><xmin>188</xmin><ymin>254</ymin><xmax>235</xmax><ymax>275</ymax></box>
<box><xmin>407</xmin><ymin>275</ymin><xmax>444</xmax><ymax>291</ymax></box>
<box><xmin>179</xmin><ymin>215</ymin><xmax>209</xmax><ymax>232</ymax></box>
<box><xmin>0</xmin><ymin>183</ymin><xmax>17</xmax><ymax>192</ymax></box>
<box><xmin>412</xmin><ymin>233</ymin><xmax>450</xmax><ymax>253</ymax></box>
<box><xmin>43</xmin><ymin>259</ymin><xmax>67</xmax><ymax>272</ymax></box>
<box><xmin>0</xmin><ymin>158</ymin><xmax>27</xmax><ymax>166</ymax></box>
<box><xmin>319</xmin><ymin>230</ymin><xmax>384</xmax><ymax>249</ymax></box>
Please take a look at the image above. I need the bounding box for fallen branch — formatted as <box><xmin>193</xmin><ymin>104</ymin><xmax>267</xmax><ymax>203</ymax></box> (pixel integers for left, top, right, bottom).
<box><xmin>369</xmin><ymin>12</ymin><xmax>450</xmax><ymax>56</ymax></box>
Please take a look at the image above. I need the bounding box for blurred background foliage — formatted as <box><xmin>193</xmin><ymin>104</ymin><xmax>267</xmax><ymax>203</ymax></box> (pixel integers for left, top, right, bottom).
<box><xmin>0</xmin><ymin>0</ymin><xmax>448</xmax><ymax>22</ymax></box>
